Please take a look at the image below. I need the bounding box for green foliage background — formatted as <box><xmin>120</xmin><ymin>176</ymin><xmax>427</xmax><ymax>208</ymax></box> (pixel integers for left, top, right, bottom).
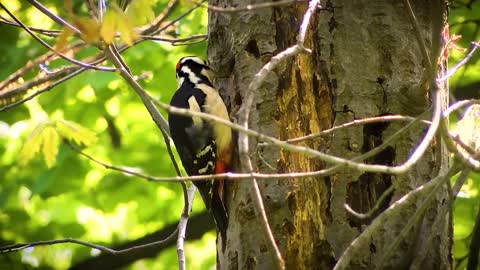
<box><xmin>0</xmin><ymin>1</ymin><xmax>216</xmax><ymax>269</ymax></box>
<box><xmin>0</xmin><ymin>0</ymin><xmax>478</xmax><ymax>269</ymax></box>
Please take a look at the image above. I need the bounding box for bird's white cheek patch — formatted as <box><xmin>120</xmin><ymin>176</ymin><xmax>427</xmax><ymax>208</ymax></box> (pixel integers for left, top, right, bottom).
<box><xmin>181</xmin><ymin>66</ymin><xmax>200</xmax><ymax>84</ymax></box>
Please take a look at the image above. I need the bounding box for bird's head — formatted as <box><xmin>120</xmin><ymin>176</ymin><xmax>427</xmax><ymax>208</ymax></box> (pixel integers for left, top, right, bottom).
<box><xmin>175</xmin><ymin>56</ymin><xmax>214</xmax><ymax>87</ymax></box>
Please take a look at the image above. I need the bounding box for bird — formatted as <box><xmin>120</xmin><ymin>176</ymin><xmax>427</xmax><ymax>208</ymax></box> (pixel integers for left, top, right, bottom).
<box><xmin>168</xmin><ymin>56</ymin><xmax>234</xmax><ymax>242</ymax></box>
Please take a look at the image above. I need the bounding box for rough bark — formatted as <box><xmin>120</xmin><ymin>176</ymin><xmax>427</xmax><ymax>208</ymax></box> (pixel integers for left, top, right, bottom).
<box><xmin>208</xmin><ymin>1</ymin><xmax>450</xmax><ymax>269</ymax></box>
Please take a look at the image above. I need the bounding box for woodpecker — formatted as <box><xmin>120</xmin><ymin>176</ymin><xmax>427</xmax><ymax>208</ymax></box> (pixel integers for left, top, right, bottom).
<box><xmin>168</xmin><ymin>56</ymin><xmax>233</xmax><ymax>241</ymax></box>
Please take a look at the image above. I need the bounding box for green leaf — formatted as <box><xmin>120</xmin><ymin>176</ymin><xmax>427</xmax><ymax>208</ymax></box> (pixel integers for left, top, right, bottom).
<box><xmin>126</xmin><ymin>0</ymin><xmax>154</xmax><ymax>26</ymax></box>
<box><xmin>115</xmin><ymin>8</ymin><xmax>137</xmax><ymax>46</ymax></box>
<box><xmin>42</xmin><ymin>126</ymin><xmax>59</xmax><ymax>168</ymax></box>
<box><xmin>18</xmin><ymin>122</ymin><xmax>46</xmax><ymax>167</ymax></box>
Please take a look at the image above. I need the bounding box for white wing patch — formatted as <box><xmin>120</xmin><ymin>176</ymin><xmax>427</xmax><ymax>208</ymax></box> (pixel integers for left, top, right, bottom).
<box><xmin>196</xmin><ymin>84</ymin><xmax>232</xmax><ymax>155</ymax></box>
<box><xmin>198</xmin><ymin>161</ymin><xmax>215</xmax><ymax>174</ymax></box>
<box><xmin>188</xmin><ymin>96</ymin><xmax>203</xmax><ymax>128</ymax></box>
<box><xmin>196</xmin><ymin>144</ymin><xmax>214</xmax><ymax>158</ymax></box>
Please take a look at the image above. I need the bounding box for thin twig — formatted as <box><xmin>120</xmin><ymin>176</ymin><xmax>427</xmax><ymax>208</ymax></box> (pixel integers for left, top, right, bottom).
<box><xmin>0</xmin><ymin>231</ymin><xmax>178</xmax><ymax>254</ymax></box>
<box><xmin>0</xmin><ymin>16</ymin><xmax>61</xmax><ymax>37</ymax></box>
<box><xmin>0</xmin><ymin>68</ymin><xmax>86</xmax><ymax>112</ymax></box>
<box><xmin>149</xmin><ymin>1</ymin><xmax>204</xmax><ymax>37</ymax></box>
<box><xmin>235</xmin><ymin>1</ymin><xmax>320</xmax><ymax>269</ymax></box>
<box><xmin>408</xmin><ymin>169</ymin><xmax>462</xmax><ymax>270</ymax></box>
<box><xmin>452</xmin><ymin>169</ymin><xmax>471</xmax><ymax>199</ymax></box>
<box><xmin>156</xmin><ymin>94</ymin><xmax>439</xmax><ymax>175</ymax></box>
<box><xmin>403</xmin><ymin>0</ymin><xmax>432</xmax><ymax>71</ymax></box>
<box><xmin>344</xmin><ymin>185</ymin><xmax>395</xmax><ymax>220</ymax></box>
<box><xmin>140</xmin><ymin>34</ymin><xmax>207</xmax><ymax>45</ymax></box>
<box><xmin>139</xmin><ymin>0</ymin><xmax>179</xmax><ymax>35</ymax></box>
<box><xmin>374</xmin><ymin>168</ymin><xmax>456</xmax><ymax>269</ymax></box>
<box><xmin>444</xmin><ymin>99</ymin><xmax>480</xmax><ymax>116</ymax></box>
<box><xmin>437</xmin><ymin>41</ymin><xmax>480</xmax><ymax>83</ymax></box>
<box><xmin>104</xmin><ymin>46</ymin><xmax>170</xmax><ymax>135</ymax></box>
<box><xmin>0</xmin><ymin>2</ymin><xmax>208</xmax><ymax>111</ymax></box>
<box><xmin>177</xmin><ymin>185</ymin><xmax>196</xmax><ymax>270</ymax></box>
<box><xmin>0</xmin><ymin>3</ymin><xmax>115</xmax><ymax>72</ymax></box>
<box><xmin>105</xmin><ymin>42</ymin><xmax>194</xmax><ymax>270</ymax></box>
<box><xmin>104</xmin><ymin>43</ymin><xmax>182</xmax><ymax>177</ymax></box>
<box><xmin>334</xmin><ymin>166</ymin><xmax>457</xmax><ymax>270</ymax></box>
<box><xmin>69</xmin><ymin>110</ymin><xmax>427</xmax><ymax>183</ymax></box>
<box><xmin>442</xmin><ymin>127</ymin><xmax>480</xmax><ymax>170</ymax></box>
<box><xmin>0</xmin><ymin>41</ymin><xmax>84</xmax><ymax>91</ymax></box>
<box><xmin>26</xmin><ymin>0</ymin><xmax>80</xmax><ymax>34</ymax></box>
<box><xmin>198</xmin><ymin>0</ymin><xmax>301</xmax><ymax>13</ymax></box>
<box><xmin>287</xmin><ymin>115</ymin><xmax>430</xmax><ymax>143</ymax></box>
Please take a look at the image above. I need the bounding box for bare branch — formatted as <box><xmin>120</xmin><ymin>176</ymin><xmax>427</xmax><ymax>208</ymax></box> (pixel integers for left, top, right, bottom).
<box><xmin>0</xmin><ymin>15</ymin><xmax>61</xmax><ymax>37</ymax></box>
<box><xmin>334</xmin><ymin>166</ymin><xmax>457</xmax><ymax>270</ymax></box>
<box><xmin>140</xmin><ymin>34</ymin><xmax>207</xmax><ymax>45</ymax></box>
<box><xmin>374</xmin><ymin>166</ymin><xmax>456</xmax><ymax>270</ymax></box>
<box><xmin>158</xmin><ymin>95</ymin><xmax>439</xmax><ymax>175</ymax></box>
<box><xmin>139</xmin><ymin>0</ymin><xmax>179</xmax><ymax>35</ymax></box>
<box><xmin>437</xmin><ymin>41</ymin><xmax>480</xmax><ymax>83</ymax></box>
<box><xmin>444</xmin><ymin>99</ymin><xmax>480</xmax><ymax>116</ymax></box>
<box><xmin>0</xmin><ymin>3</ymin><xmax>115</xmax><ymax>72</ymax></box>
<box><xmin>104</xmin><ymin>45</ymin><xmax>170</xmax><ymax>135</ymax></box>
<box><xmin>177</xmin><ymin>185</ymin><xmax>196</xmax><ymax>270</ymax></box>
<box><xmin>0</xmin><ymin>41</ymin><xmax>84</xmax><ymax>92</ymax></box>
<box><xmin>198</xmin><ymin>0</ymin><xmax>301</xmax><ymax>13</ymax></box>
<box><xmin>235</xmin><ymin>1</ymin><xmax>320</xmax><ymax>269</ymax></box>
<box><xmin>403</xmin><ymin>0</ymin><xmax>432</xmax><ymax>71</ymax></box>
<box><xmin>148</xmin><ymin>1</ymin><xmax>204</xmax><ymax>37</ymax></box>
<box><xmin>69</xmin><ymin>109</ymin><xmax>428</xmax><ymax>183</ymax></box>
<box><xmin>0</xmin><ymin>231</ymin><xmax>178</xmax><ymax>255</ymax></box>
<box><xmin>26</xmin><ymin>0</ymin><xmax>80</xmax><ymax>34</ymax></box>
<box><xmin>344</xmin><ymin>185</ymin><xmax>395</xmax><ymax>220</ymax></box>
<box><xmin>0</xmin><ymin>68</ymin><xmax>86</xmax><ymax>112</ymax></box>
<box><xmin>287</xmin><ymin>115</ymin><xmax>431</xmax><ymax>143</ymax></box>
<box><xmin>453</xmin><ymin>169</ymin><xmax>471</xmax><ymax>199</ymax></box>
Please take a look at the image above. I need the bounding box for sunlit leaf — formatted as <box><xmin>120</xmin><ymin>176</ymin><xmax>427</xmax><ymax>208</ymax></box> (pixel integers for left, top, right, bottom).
<box><xmin>42</xmin><ymin>126</ymin><xmax>59</xmax><ymax>168</ymax></box>
<box><xmin>74</xmin><ymin>16</ymin><xmax>101</xmax><ymax>44</ymax></box>
<box><xmin>100</xmin><ymin>10</ymin><xmax>117</xmax><ymax>45</ymax></box>
<box><xmin>114</xmin><ymin>8</ymin><xmax>138</xmax><ymax>46</ymax></box>
<box><xmin>54</xmin><ymin>26</ymin><xmax>74</xmax><ymax>51</ymax></box>
<box><xmin>56</xmin><ymin>120</ymin><xmax>97</xmax><ymax>146</ymax></box>
<box><xmin>18</xmin><ymin>122</ymin><xmax>46</xmax><ymax>166</ymax></box>
<box><xmin>126</xmin><ymin>0</ymin><xmax>154</xmax><ymax>26</ymax></box>
<box><xmin>64</xmin><ymin>0</ymin><xmax>73</xmax><ymax>16</ymax></box>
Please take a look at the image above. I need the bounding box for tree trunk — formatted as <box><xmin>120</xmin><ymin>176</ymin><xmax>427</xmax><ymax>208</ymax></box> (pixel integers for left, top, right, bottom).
<box><xmin>208</xmin><ymin>1</ymin><xmax>450</xmax><ymax>269</ymax></box>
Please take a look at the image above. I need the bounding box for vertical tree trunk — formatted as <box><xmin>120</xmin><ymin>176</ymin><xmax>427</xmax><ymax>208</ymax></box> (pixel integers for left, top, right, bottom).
<box><xmin>208</xmin><ymin>1</ymin><xmax>450</xmax><ymax>269</ymax></box>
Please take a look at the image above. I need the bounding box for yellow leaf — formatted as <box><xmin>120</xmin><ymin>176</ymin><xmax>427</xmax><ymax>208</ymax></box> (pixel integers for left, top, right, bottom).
<box><xmin>64</xmin><ymin>0</ymin><xmax>73</xmax><ymax>17</ymax></box>
<box><xmin>115</xmin><ymin>10</ymin><xmax>138</xmax><ymax>46</ymax></box>
<box><xmin>18</xmin><ymin>123</ymin><xmax>46</xmax><ymax>166</ymax></box>
<box><xmin>56</xmin><ymin>120</ymin><xmax>97</xmax><ymax>146</ymax></box>
<box><xmin>54</xmin><ymin>26</ymin><xmax>74</xmax><ymax>51</ymax></box>
<box><xmin>42</xmin><ymin>126</ymin><xmax>59</xmax><ymax>168</ymax></box>
<box><xmin>74</xmin><ymin>16</ymin><xmax>101</xmax><ymax>44</ymax></box>
<box><xmin>100</xmin><ymin>10</ymin><xmax>117</xmax><ymax>44</ymax></box>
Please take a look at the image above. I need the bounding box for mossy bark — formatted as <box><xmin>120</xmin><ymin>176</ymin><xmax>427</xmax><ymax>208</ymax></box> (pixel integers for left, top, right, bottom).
<box><xmin>208</xmin><ymin>1</ymin><xmax>450</xmax><ymax>269</ymax></box>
